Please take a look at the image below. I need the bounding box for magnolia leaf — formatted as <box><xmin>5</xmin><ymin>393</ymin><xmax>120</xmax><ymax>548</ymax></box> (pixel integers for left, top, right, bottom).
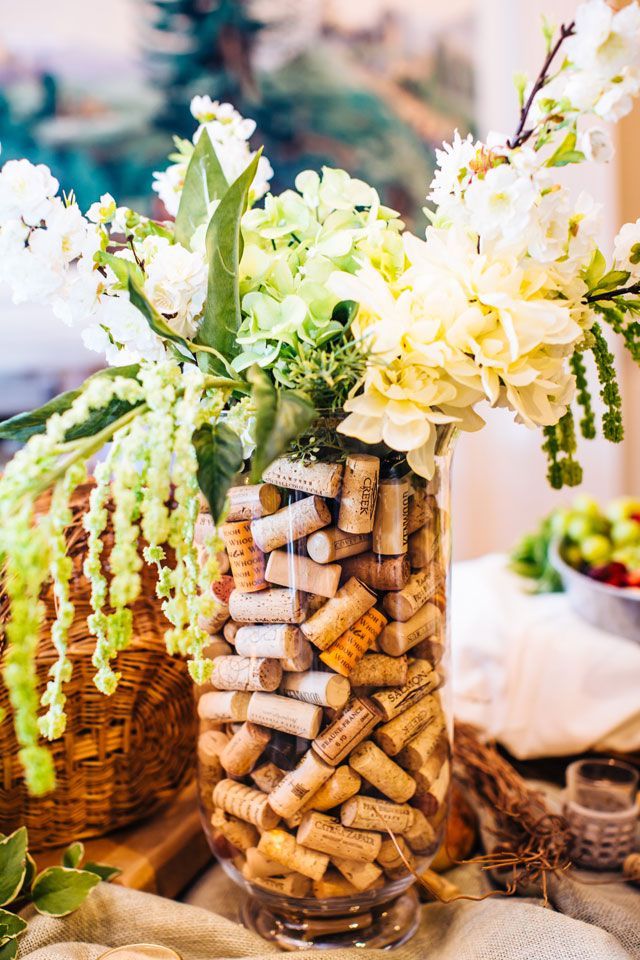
<box><xmin>174</xmin><ymin>129</ymin><xmax>228</xmax><ymax>249</ymax></box>
<box><xmin>82</xmin><ymin>862</ymin><xmax>122</xmax><ymax>883</ymax></box>
<box><xmin>31</xmin><ymin>867</ymin><xmax>101</xmax><ymax>918</ymax></box>
<box><xmin>0</xmin><ymin>365</ymin><xmax>141</xmax><ymax>443</ymax></box>
<box><xmin>96</xmin><ymin>251</ymin><xmax>144</xmax><ymax>288</ymax></box>
<box><xmin>0</xmin><ymin>911</ymin><xmax>27</xmax><ymax>939</ymax></box>
<box><xmin>196</xmin><ymin>152</ymin><xmax>261</xmax><ymax>373</ymax></box>
<box><xmin>192</xmin><ymin>422</ymin><xmax>244</xmax><ymax>523</ymax></box>
<box><xmin>247</xmin><ymin>365</ymin><xmax>315</xmax><ymax>482</ymax></box>
<box><xmin>126</xmin><ymin>273</ymin><xmax>193</xmax><ymax>354</ymax></box>
<box><xmin>0</xmin><ymin>829</ymin><xmax>27</xmax><ymax>907</ymax></box>
<box><xmin>62</xmin><ymin>842</ymin><xmax>84</xmax><ymax>870</ymax></box>
<box><xmin>0</xmin><ymin>938</ymin><xmax>18</xmax><ymax>960</ymax></box>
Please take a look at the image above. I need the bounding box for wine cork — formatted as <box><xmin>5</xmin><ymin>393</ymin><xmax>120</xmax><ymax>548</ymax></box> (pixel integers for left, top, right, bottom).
<box><xmin>223</xmin><ymin>620</ymin><xmax>240</xmax><ymax>644</ymax></box>
<box><xmin>227</xmin><ymin>483</ymin><xmax>281</xmax><ymax>521</ymax></box>
<box><xmin>265</xmin><ymin>550</ymin><xmax>341</xmax><ymax>598</ymax></box>
<box><xmin>312</xmin><ymin>698</ymin><xmax>381</xmax><ymax>766</ymax></box>
<box><xmin>377</xmin><ymin>836</ymin><xmax>415</xmax><ymax>878</ymax></box>
<box><xmin>301</xmin><ymin>578</ymin><xmax>377</xmax><ymax>650</ymax></box>
<box><xmin>303</xmin><ymin>765</ymin><xmax>361</xmax><ymax>812</ymax></box>
<box><xmin>258</xmin><ymin>829</ymin><xmax>330</xmax><ymax>881</ymax></box>
<box><xmin>319</xmin><ymin>609</ymin><xmax>388</xmax><ymax>677</ymax></box>
<box><xmin>623</xmin><ymin>853</ymin><xmax>640</xmax><ymax>884</ymax></box>
<box><xmin>234</xmin><ymin>624</ymin><xmax>303</xmax><ymax>659</ymax></box>
<box><xmin>332</xmin><ymin>856</ymin><xmax>383</xmax><ymax>892</ymax></box>
<box><xmin>262</xmin><ymin>457</ymin><xmax>343</xmax><ymax>498</ymax></box>
<box><xmin>348</xmin><ymin>654</ymin><xmax>408</xmax><ymax>688</ymax></box>
<box><xmin>265</xmin><ymin>731</ymin><xmax>299</xmax><ymax>772</ymax></box>
<box><xmin>194</xmin><ymin>509</ymin><xmax>216</xmax><ymax>546</ymax></box>
<box><xmin>221</xmin><ymin>521</ymin><xmax>267</xmax><ymax>593</ymax></box>
<box><xmin>229</xmin><ymin>587</ymin><xmax>307</xmax><ymax>624</ymax></box>
<box><xmin>374</xmin><ymin>694</ymin><xmax>441</xmax><ymax>756</ymax></box>
<box><xmin>408</xmin><ymin>525</ymin><xmax>436</xmax><ymax>569</ymax></box>
<box><xmin>312</xmin><ymin>871</ymin><xmax>358</xmax><ymax>899</ymax></box>
<box><xmin>297</xmin><ymin>812</ymin><xmax>381</xmax><ymax>863</ymax></box>
<box><xmin>251</xmin><ymin>496</ymin><xmax>331</xmax><ymax>552</ymax></box>
<box><xmin>307</xmin><ymin>528</ymin><xmax>372</xmax><ymax>564</ymax></box>
<box><xmin>198</xmin><ymin>577</ymin><xmax>234</xmax><ymax>633</ymax></box>
<box><xmin>202</xmin><ymin>637</ymin><xmax>233</xmax><ymax>662</ymax></box>
<box><xmin>396</xmin><ymin>714</ymin><xmax>446</xmax><ymax>771</ymax></box>
<box><xmin>383</xmin><ymin>570</ymin><xmax>439</xmax><ymax>622</ymax></box>
<box><xmin>404</xmin><ymin>808</ymin><xmax>436</xmax><ymax>853</ymax></box>
<box><xmin>247</xmin><ymin>692</ymin><xmax>324</xmax><ymax>739</ymax></box>
<box><xmin>340</xmin><ymin>553</ymin><xmax>410</xmax><ymax>592</ymax></box>
<box><xmin>337</xmin><ymin>455</ymin><xmax>379</xmax><ymax>533</ymax></box>
<box><xmin>370</xmin><ymin>660</ymin><xmax>439</xmax><ymax>720</ymax></box>
<box><xmin>407</xmin><ymin>486</ymin><xmax>434</xmax><ymax>534</ymax></box>
<box><xmin>197</xmin><ymin>731</ymin><xmax>227</xmax><ymax>813</ymax></box>
<box><xmin>411</xmin><ymin>636</ymin><xmax>445</xmax><ymax>667</ymax></box>
<box><xmin>284</xmin><ymin>810</ymin><xmax>305</xmax><ymax>829</ymax></box>
<box><xmin>281</xmin><ymin>637</ymin><xmax>314</xmax><ymax>673</ymax></box>
<box><xmin>211</xmin><ymin>809</ymin><xmax>259</xmax><ymax>852</ymax></box>
<box><xmin>372</xmin><ymin>477</ymin><xmax>409</xmax><ymax>555</ymax></box>
<box><xmin>281</xmin><ymin>671</ymin><xmax>351</xmax><ymax>709</ymax></box>
<box><xmin>415</xmin><ymin>759</ymin><xmax>450</xmax><ymax>817</ymax></box>
<box><xmin>379</xmin><ymin>603</ymin><xmax>442</xmax><ymax>655</ymax></box>
<box><xmin>244</xmin><ymin>846</ymin><xmax>291</xmax><ymax>879</ymax></box>
<box><xmin>268</xmin><ymin>749</ymin><xmax>334</xmax><ymax>818</ymax></box>
<box><xmin>348</xmin><ymin>740</ymin><xmax>416</xmax><ymax>804</ymax></box>
<box><xmin>252</xmin><ymin>873</ymin><xmax>312</xmax><ymax>898</ymax></box>
<box><xmin>213</xmin><ymin>779</ymin><xmax>280</xmax><ymax>830</ymax></box>
<box><xmin>198</xmin><ymin>690</ymin><xmax>252</xmax><ymax>723</ymax></box>
<box><xmin>212</xmin><ymin>656</ymin><xmax>282</xmax><ymax>692</ymax></box>
<box><xmin>219</xmin><ymin>722</ymin><xmax>271</xmax><ymax>777</ymax></box>
<box><xmin>251</xmin><ymin>762</ymin><xmax>285</xmax><ymax>793</ymax></box>
<box><xmin>340</xmin><ymin>796</ymin><xmax>415</xmax><ymax>834</ymax></box>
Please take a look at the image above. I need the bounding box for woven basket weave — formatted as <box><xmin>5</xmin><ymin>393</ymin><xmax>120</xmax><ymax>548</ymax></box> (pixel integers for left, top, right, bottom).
<box><xmin>0</xmin><ymin>482</ymin><xmax>197</xmax><ymax>850</ymax></box>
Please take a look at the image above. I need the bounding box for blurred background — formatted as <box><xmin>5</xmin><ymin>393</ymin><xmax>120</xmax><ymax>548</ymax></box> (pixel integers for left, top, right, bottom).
<box><xmin>0</xmin><ymin>0</ymin><xmax>638</xmax><ymax>558</ymax></box>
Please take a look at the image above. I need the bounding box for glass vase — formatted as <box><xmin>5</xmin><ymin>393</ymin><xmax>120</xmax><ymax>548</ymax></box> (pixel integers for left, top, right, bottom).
<box><xmin>196</xmin><ymin>426</ymin><xmax>455</xmax><ymax>950</ymax></box>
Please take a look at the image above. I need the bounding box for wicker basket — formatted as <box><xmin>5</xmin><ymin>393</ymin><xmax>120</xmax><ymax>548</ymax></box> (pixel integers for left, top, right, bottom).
<box><xmin>0</xmin><ymin>483</ymin><xmax>197</xmax><ymax>850</ymax></box>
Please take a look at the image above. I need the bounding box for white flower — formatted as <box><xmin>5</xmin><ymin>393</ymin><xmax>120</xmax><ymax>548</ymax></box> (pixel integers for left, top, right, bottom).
<box><xmin>29</xmin><ymin>199</ymin><xmax>88</xmax><ymax>267</ymax></box>
<box><xmin>0</xmin><ymin>159</ymin><xmax>59</xmax><ymax>226</ymax></box>
<box><xmin>614</xmin><ymin>218</ymin><xmax>640</xmax><ymax>277</ymax></box>
<box><xmin>594</xmin><ymin>72</ymin><xmax>640</xmax><ymax>121</ymax></box>
<box><xmin>142</xmin><ymin>237</ymin><xmax>207</xmax><ymax>337</ymax></box>
<box><xmin>87</xmin><ymin>193</ymin><xmax>117</xmax><ymax>224</ymax></box>
<box><xmin>464</xmin><ymin>164</ymin><xmax>537</xmax><ymax>244</ymax></box>
<box><xmin>0</xmin><ymin>246</ymin><xmax>63</xmax><ymax>304</ymax></box>
<box><xmin>566</xmin><ymin>0</ymin><xmax>640</xmax><ymax>77</ymax></box>
<box><xmin>192</xmin><ymin>98</ymin><xmax>256</xmax><ymax>141</ymax></box>
<box><xmin>152</xmin><ymin>162</ymin><xmax>187</xmax><ymax>218</ymax></box>
<box><xmin>428</xmin><ymin>130</ymin><xmax>478</xmax><ymax>206</ymax></box>
<box><xmin>83</xmin><ymin>295</ymin><xmax>166</xmax><ymax>365</ymax></box>
<box><xmin>577</xmin><ymin>125</ymin><xmax>614</xmax><ymax>162</ymax></box>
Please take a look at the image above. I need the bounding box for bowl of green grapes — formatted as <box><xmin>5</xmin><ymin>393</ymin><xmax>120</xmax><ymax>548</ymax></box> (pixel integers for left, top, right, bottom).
<box><xmin>550</xmin><ymin>495</ymin><xmax>640</xmax><ymax>642</ymax></box>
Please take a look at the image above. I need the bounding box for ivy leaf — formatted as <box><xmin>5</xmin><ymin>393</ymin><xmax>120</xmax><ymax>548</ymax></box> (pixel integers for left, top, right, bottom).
<box><xmin>31</xmin><ymin>867</ymin><xmax>101</xmax><ymax>918</ymax></box>
<box><xmin>192</xmin><ymin>422</ymin><xmax>244</xmax><ymax>523</ymax></box>
<box><xmin>62</xmin><ymin>842</ymin><xmax>84</xmax><ymax>870</ymax></box>
<box><xmin>126</xmin><ymin>272</ymin><xmax>194</xmax><ymax>356</ymax></box>
<box><xmin>195</xmin><ymin>151</ymin><xmax>261</xmax><ymax>373</ymax></box>
<box><xmin>247</xmin><ymin>365</ymin><xmax>315</xmax><ymax>482</ymax></box>
<box><xmin>0</xmin><ymin>938</ymin><xmax>18</xmax><ymax>960</ymax></box>
<box><xmin>0</xmin><ymin>911</ymin><xmax>27</xmax><ymax>939</ymax></box>
<box><xmin>0</xmin><ymin>366</ymin><xmax>142</xmax><ymax>444</ymax></box>
<box><xmin>174</xmin><ymin>129</ymin><xmax>228</xmax><ymax>249</ymax></box>
<box><xmin>83</xmin><ymin>862</ymin><xmax>122</xmax><ymax>883</ymax></box>
<box><xmin>0</xmin><ymin>829</ymin><xmax>27</xmax><ymax>907</ymax></box>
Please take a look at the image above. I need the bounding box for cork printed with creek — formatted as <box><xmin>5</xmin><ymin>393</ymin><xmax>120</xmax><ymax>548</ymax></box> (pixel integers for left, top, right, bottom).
<box><xmin>196</xmin><ymin>450</ymin><xmax>452</xmax><ymax>910</ymax></box>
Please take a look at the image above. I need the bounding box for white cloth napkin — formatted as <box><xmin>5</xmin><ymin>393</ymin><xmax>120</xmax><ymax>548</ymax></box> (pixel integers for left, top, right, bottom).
<box><xmin>451</xmin><ymin>554</ymin><xmax>640</xmax><ymax>758</ymax></box>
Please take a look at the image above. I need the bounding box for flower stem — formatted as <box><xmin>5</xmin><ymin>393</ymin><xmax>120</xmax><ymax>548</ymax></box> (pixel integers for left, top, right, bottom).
<box><xmin>585</xmin><ymin>282</ymin><xmax>640</xmax><ymax>304</ymax></box>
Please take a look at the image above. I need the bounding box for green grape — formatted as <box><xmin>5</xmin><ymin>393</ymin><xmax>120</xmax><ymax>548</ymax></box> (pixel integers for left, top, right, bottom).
<box><xmin>567</xmin><ymin>515</ymin><xmax>595</xmax><ymax>542</ymax></box>
<box><xmin>580</xmin><ymin>534</ymin><xmax>611</xmax><ymax>565</ymax></box>
<box><xmin>571</xmin><ymin>494</ymin><xmax>602</xmax><ymax>519</ymax></box>
<box><xmin>611</xmin><ymin>518</ymin><xmax>640</xmax><ymax>547</ymax></box>
<box><xmin>550</xmin><ymin>508</ymin><xmax>570</xmax><ymax>538</ymax></box>
<box><xmin>563</xmin><ymin>543</ymin><xmax>583</xmax><ymax>568</ymax></box>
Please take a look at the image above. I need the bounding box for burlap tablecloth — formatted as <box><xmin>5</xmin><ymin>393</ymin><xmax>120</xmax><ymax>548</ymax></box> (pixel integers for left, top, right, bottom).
<box><xmin>18</xmin><ymin>863</ymin><xmax>640</xmax><ymax>960</ymax></box>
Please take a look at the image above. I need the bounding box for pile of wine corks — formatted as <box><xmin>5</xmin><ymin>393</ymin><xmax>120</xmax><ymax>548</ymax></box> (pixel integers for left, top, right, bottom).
<box><xmin>196</xmin><ymin>454</ymin><xmax>451</xmax><ymax>900</ymax></box>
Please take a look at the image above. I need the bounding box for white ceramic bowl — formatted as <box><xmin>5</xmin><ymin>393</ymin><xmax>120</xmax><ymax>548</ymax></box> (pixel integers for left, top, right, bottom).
<box><xmin>550</xmin><ymin>542</ymin><xmax>640</xmax><ymax>644</ymax></box>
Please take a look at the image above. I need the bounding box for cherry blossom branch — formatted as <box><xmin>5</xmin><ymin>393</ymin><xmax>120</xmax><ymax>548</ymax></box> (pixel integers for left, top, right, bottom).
<box><xmin>508</xmin><ymin>21</ymin><xmax>576</xmax><ymax>150</ymax></box>
<box><xmin>586</xmin><ymin>282</ymin><xmax>640</xmax><ymax>304</ymax></box>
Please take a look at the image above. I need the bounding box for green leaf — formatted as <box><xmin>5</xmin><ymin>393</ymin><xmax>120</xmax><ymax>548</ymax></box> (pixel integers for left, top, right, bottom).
<box><xmin>247</xmin><ymin>365</ymin><xmax>315</xmax><ymax>482</ymax></box>
<box><xmin>0</xmin><ymin>829</ymin><xmax>27</xmax><ymax>907</ymax></box>
<box><xmin>83</xmin><ymin>862</ymin><xmax>122</xmax><ymax>883</ymax></box>
<box><xmin>0</xmin><ymin>911</ymin><xmax>26</xmax><ymax>939</ymax></box>
<box><xmin>31</xmin><ymin>867</ymin><xmax>101</xmax><ymax>918</ymax></box>
<box><xmin>126</xmin><ymin>273</ymin><xmax>193</xmax><ymax>355</ymax></box>
<box><xmin>546</xmin><ymin>131</ymin><xmax>585</xmax><ymax>167</ymax></box>
<box><xmin>0</xmin><ymin>937</ymin><xmax>18</xmax><ymax>960</ymax></box>
<box><xmin>330</xmin><ymin>300</ymin><xmax>359</xmax><ymax>328</ymax></box>
<box><xmin>174</xmin><ymin>129</ymin><xmax>228</xmax><ymax>249</ymax></box>
<box><xmin>192</xmin><ymin>421</ymin><xmax>244</xmax><ymax>523</ymax></box>
<box><xmin>583</xmin><ymin>249</ymin><xmax>607</xmax><ymax>291</ymax></box>
<box><xmin>591</xmin><ymin>269</ymin><xmax>631</xmax><ymax>295</ymax></box>
<box><xmin>0</xmin><ymin>366</ymin><xmax>141</xmax><ymax>444</ymax></box>
<box><xmin>19</xmin><ymin>852</ymin><xmax>36</xmax><ymax>897</ymax></box>
<box><xmin>96</xmin><ymin>250</ymin><xmax>144</xmax><ymax>288</ymax></box>
<box><xmin>62</xmin><ymin>841</ymin><xmax>84</xmax><ymax>869</ymax></box>
<box><xmin>196</xmin><ymin>151</ymin><xmax>261</xmax><ymax>372</ymax></box>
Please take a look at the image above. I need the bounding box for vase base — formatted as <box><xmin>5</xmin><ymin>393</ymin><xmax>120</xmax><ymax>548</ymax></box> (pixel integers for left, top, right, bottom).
<box><xmin>241</xmin><ymin>886</ymin><xmax>420</xmax><ymax>951</ymax></box>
